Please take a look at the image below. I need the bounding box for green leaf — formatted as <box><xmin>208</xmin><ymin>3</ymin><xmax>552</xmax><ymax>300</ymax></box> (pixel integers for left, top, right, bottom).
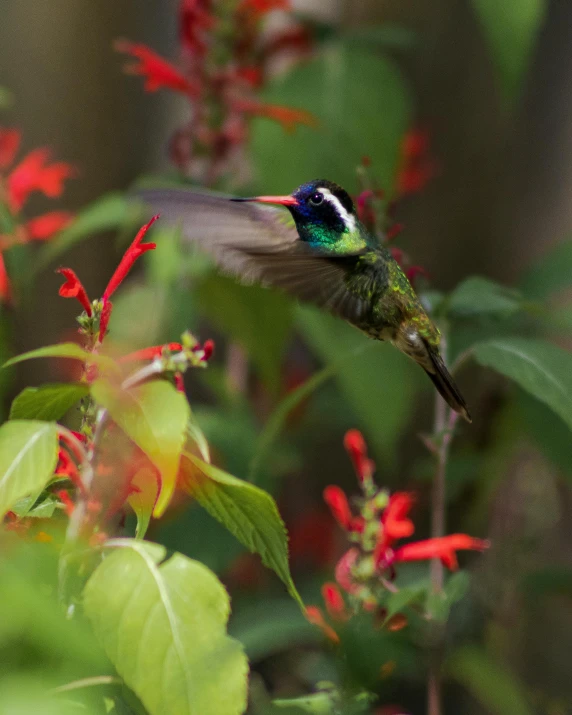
<box><xmin>91</xmin><ymin>380</ymin><xmax>189</xmax><ymax>517</ymax></box>
<box><xmin>473</xmin><ymin>337</ymin><xmax>572</xmax><ymax>430</ymax></box>
<box><xmin>447</xmin><ymin>276</ymin><xmax>524</xmax><ymax>320</ymax></box>
<box><xmin>127</xmin><ymin>467</ymin><xmax>159</xmax><ymax>540</ymax></box>
<box><xmin>12</xmin><ymin>493</ymin><xmax>60</xmax><ymax>519</ymax></box>
<box><xmin>181</xmin><ymin>452</ymin><xmax>304</xmax><ymax>609</ymax></box>
<box><xmin>384</xmin><ymin>586</ymin><xmax>425</xmax><ymax>622</ymax></box>
<box><xmin>0</xmin><ymin>420</ymin><xmax>58</xmax><ymax>516</ymax></box>
<box><xmin>298</xmin><ymin>307</ymin><xmax>423</xmax><ymax>467</ymax></box>
<box><xmin>3</xmin><ymin>343</ymin><xmax>118</xmax><ymax>373</ymax></box>
<box><xmin>448</xmin><ymin>646</ymin><xmax>533</xmax><ymax>715</ymax></box>
<box><xmin>196</xmin><ymin>273</ymin><xmax>293</xmax><ymax>394</ymax></box>
<box><xmin>520</xmin><ymin>240</ymin><xmax>572</xmax><ymax>300</ymax></box>
<box><xmin>250</xmin><ymin>41</ymin><xmax>411</xmax><ymax>193</ymax></box>
<box><xmin>9</xmin><ymin>383</ymin><xmax>88</xmax><ymax>421</ymax></box>
<box><xmin>472</xmin><ymin>0</ymin><xmax>546</xmax><ymax>105</ymax></box>
<box><xmin>83</xmin><ymin>539</ymin><xmax>248</xmax><ymax>715</ymax></box>
<box><xmin>250</xmin><ymin>362</ymin><xmax>336</xmax><ymax>483</ymax></box>
<box><xmin>35</xmin><ymin>193</ymin><xmax>133</xmax><ymax>271</ymax></box>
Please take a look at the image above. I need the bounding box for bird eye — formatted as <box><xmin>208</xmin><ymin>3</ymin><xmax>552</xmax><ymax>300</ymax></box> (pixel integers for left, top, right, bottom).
<box><xmin>308</xmin><ymin>192</ymin><xmax>323</xmax><ymax>206</ymax></box>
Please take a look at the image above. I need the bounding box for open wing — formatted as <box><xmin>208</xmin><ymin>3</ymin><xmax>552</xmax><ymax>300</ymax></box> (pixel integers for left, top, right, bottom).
<box><xmin>138</xmin><ymin>187</ymin><xmax>372</xmax><ymax>325</ymax></box>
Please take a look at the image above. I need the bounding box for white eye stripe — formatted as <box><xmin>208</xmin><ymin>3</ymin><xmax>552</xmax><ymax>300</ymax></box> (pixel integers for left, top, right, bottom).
<box><xmin>317</xmin><ymin>188</ymin><xmax>356</xmax><ymax>231</ymax></box>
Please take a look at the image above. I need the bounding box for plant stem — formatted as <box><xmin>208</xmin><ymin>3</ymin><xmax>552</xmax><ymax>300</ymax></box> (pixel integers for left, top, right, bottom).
<box><xmin>427</xmin><ymin>333</ymin><xmax>458</xmax><ymax>715</ymax></box>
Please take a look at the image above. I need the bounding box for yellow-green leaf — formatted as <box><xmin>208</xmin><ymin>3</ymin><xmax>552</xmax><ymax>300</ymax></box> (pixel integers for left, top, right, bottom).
<box><xmin>83</xmin><ymin>539</ymin><xmax>248</xmax><ymax>715</ymax></box>
<box><xmin>181</xmin><ymin>453</ymin><xmax>303</xmax><ymax>609</ymax></box>
<box><xmin>10</xmin><ymin>383</ymin><xmax>89</xmax><ymax>421</ymax></box>
<box><xmin>0</xmin><ymin>420</ymin><xmax>58</xmax><ymax>516</ymax></box>
<box><xmin>91</xmin><ymin>380</ymin><xmax>189</xmax><ymax>517</ymax></box>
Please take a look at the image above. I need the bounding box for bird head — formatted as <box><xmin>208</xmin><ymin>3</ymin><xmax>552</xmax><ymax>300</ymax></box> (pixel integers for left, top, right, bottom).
<box><xmin>232</xmin><ymin>179</ymin><xmax>370</xmax><ymax>254</ymax></box>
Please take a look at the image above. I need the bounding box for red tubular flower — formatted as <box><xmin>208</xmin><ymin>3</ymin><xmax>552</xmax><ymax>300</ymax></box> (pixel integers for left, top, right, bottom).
<box><xmin>57</xmin><ymin>268</ymin><xmax>92</xmax><ymax>316</ymax></box>
<box><xmin>98</xmin><ymin>300</ymin><xmax>113</xmax><ymax>342</ymax></box>
<box><xmin>0</xmin><ymin>254</ymin><xmax>11</xmax><ymax>304</ymax></box>
<box><xmin>0</xmin><ymin>128</ymin><xmax>21</xmax><ymax>170</ymax></box>
<box><xmin>383</xmin><ymin>492</ymin><xmax>415</xmax><ymax>542</ymax></box>
<box><xmin>118</xmin><ymin>342</ymin><xmax>183</xmax><ymax>363</ymax></box>
<box><xmin>201</xmin><ymin>338</ymin><xmax>214</xmax><ymax>361</ymax></box>
<box><xmin>343</xmin><ymin>429</ymin><xmax>374</xmax><ymax>484</ymax></box>
<box><xmin>396</xmin><ymin>128</ymin><xmax>436</xmax><ymax>196</ymax></box>
<box><xmin>406</xmin><ymin>265</ymin><xmax>429</xmax><ymax>285</ymax></box>
<box><xmin>179</xmin><ymin>0</ymin><xmax>214</xmax><ymax>58</ymax></box>
<box><xmin>322</xmin><ymin>582</ymin><xmax>348</xmax><ymax>622</ymax></box>
<box><xmin>26</xmin><ymin>211</ymin><xmax>74</xmax><ymax>241</ymax></box>
<box><xmin>56</xmin><ymin>489</ymin><xmax>75</xmax><ymax>517</ymax></box>
<box><xmin>102</xmin><ymin>215</ymin><xmax>159</xmax><ymax>303</ymax></box>
<box><xmin>323</xmin><ymin>485</ymin><xmax>353</xmax><ymax>530</ymax></box>
<box><xmin>232</xmin><ymin>98</ymin><xmax>318</xmax><ymax>133</ymax></box>
<box><xmin>7</xmin><ymin>148</ymin><xmax>75</xmax><ymax>211</ymax></box>
<box><xmin>386</xmin><ymin>534</ymin><xmax>490</xmax><ymax>571</ymax></box>
<box><xmin>305</xmin><ymin>606</ymin><xmax>339</xmax><ymax>644</ymax></box>
<box><xmin>335</xmin><ymin>547</ymin><xmax>361</xmax><ymax>595</ymax></box>
<box><xmin>116</xmin><ymin>40</ymin><xmax>201</xmax><ymax>97</ymax></box>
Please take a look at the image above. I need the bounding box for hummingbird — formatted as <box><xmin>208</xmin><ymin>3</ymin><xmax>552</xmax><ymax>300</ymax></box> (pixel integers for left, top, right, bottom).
<box><xmin>139</xmin><ymin>179</ymin><xmax>471</xmax><ymax>422</ymax></box>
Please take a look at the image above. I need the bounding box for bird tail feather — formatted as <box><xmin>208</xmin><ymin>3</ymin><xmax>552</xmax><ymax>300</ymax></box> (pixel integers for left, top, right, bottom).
<box><xmin>424</xmin><ymin>344</ymin><xmax>472</xmax><ymax>423</ymax></box>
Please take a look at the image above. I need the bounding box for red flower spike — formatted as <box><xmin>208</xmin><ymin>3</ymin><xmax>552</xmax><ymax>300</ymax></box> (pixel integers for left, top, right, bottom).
<box><xmin>0</xmin><ymin>254</ymin><xmax>11</xmax><ymax>304</ymax></box>
<box><xmin>202</xmin><ymin>338</ymin><xmax>214</xmax><ymax>361</ymax></box>
<box><xmin>0</xmin><ymin>128</ymin><xmax>21</xmax><ymax>170</ymax></box>
<box><xmin>232</xmin><ymin>98</ymin><xmax>318</xmax><ymax>133</ymax></box>
<box><xmin>102</xmin><ymin>215</ymin><xmax>159</xmax><ymax>303</ymax></box>
<box><xmin>118</xmin><ymin>342</ymin><xmax>183</xmax><ymax>363</ymax></box>
<box><xmin>305</xmin><ymin>606</ymin><xmax>340</xmax><ymax>644</ymax></box>
<box><xmin>98</xmin><ymin>300</ymin><xmax>113</xmax><ymax>342</ymax></box>
<box><xmin>26</xmin><ymin>211</ymin><xmax>74</xmax><ymax>241</ymax></box>
<box><xmin>389</xmin><ymin>534</ymin><xmax>490</xmax><ymax>570</ymax></box>
<box><xmin>179</xmin><ymin>0</ymin><xmax>214</xmax><ymax>58</ymax></box>
<box><xmin>396</xmin><ymin>162</ymin><xmax>435</xmax><ymax>196</ymax></box>
<box><xmin>115</xmin><ymin>40</ymin><xmax>201</xmax><ymax>97</ymax></box>
<box><xmin>335</xmin><ymin>547</ymin><xmax>361</xmax><ymax>595</ymax></box>
<box><xmin>322</xmin><ymin>582</ymin><xmax>348</xmax><ymax>622</ymax></box>
<box><xmin>57</xmin><ymin>268</ymin><xmax>92</xmax><ymax>316</ymax></box>
<box><xmin>343</xmin><ymin>429</ymin><xmax>374</xmax><ymax>483</ymax></box>
<box><xmin>383</xmin><ymin>493</ymin><xmax>415</xmax><ymax>542</ymax></box>
<box><xmin>7</xmin><ymin>148</ymin><xmax>75</xmax><ymax>212</ymax></box>
<box><xmin>323</xmin><ymin>485</ymin><xmax>353</xmax><ymax>530</ymax></box>
<box><xmin>56</xmin><ymin>489</ymin><xmax>75</xmax><ymax>517</ymax></box>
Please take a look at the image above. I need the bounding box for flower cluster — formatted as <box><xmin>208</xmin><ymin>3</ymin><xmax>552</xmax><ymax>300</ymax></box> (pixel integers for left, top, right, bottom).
<box><xmin>306</xmin><ymin>429</ymin><xmax>489</xmax><ymax>642</ymax></box>
<box><xmin>355</xmin><ymin>131</ymin><xmax>437</xmax><ymax>287</ymax></box>
<box><xmin>0</xmin><ymin>128</ymin><xmax>75</xmax><ymax>302</ymax></box>
<box><xmin>116</xmin><ymin>0</ymin><xmax>314</xmax><ymax>184</ymax></box>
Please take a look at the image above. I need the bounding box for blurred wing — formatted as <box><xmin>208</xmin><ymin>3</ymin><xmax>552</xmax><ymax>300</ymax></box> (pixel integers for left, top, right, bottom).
<box><xmin>138</xmin><ymin>187</ymin><xmax>371</xmax><ymax>324</ymax></box>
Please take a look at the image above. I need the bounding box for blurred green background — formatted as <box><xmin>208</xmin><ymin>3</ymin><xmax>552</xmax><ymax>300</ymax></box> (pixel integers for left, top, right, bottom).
<box><xmin>2</xmin><ymin>1</ymin><xmax>572</xmax><ymax>713</ymax></box>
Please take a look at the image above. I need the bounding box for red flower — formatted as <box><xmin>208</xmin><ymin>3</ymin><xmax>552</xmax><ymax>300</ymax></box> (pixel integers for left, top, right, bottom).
<box><xmin>201</xmin><ymin>338</ymin><xmax>214</xmax><ymax>361</ymax></box>
<box><xmin>26</xmin><ymin>211</ymin><xmax>74</xmax><ymax>241</ymax></box>
<box><xmin>102</xmin><ymin>215</ymin><xmax>159</xmax><ymax>303</ymax></box>
<box><xmin>116</xmin><ymin>40</ymin><xmax>200</xmax><ymax>97</ymax></box>
<box><xmin>118</xmin><ymin>342</ymin><xmax>183</xmax><ymax>363</ymax></box>
<box><xmin>323</xmin><ymin>485</ymin><xmax>353</xmax><ymax>531</ymax></box>
<box><xmin>98</xmin><ymin>300</ymin><xmax>113</xmax><ymax>342</ymax></box>
<box><xmin>391</xmin><ymin>534</ymin><xmax>489</xmax><ymax>570</ymax></box>
<box><xmin>343</xmin><ymin>429</ymin><xmax>374</xmax><ymax>484</ymax></box>
<box><xmin>382</xmin><ymin>493</ymin><xmax>415</xmax><ymax>543</ymax></box>
<box><xmin>305</xmin><ymin>606</ymin><xmax>339</xmax><ymax>644</ymax></box>
<box><xmin>334</xmin><ymin>547</ymin><xmax>361</xmax><ymax>595</ymax></box>
<box><xmin>7</xmin><ymin>148</ymin><xmax>75</xmax><ymax>212</ymax></box>
<box><xmin>179</xmin><ymin>0</ymin><xmax>214</xmax><ymax>58</ymax></box>
<box><xmin>0</xmin><ymin>254</ymin><xmax>11</xmax><ymax>304</ymax></box>
<box><xmin>322</xmin><ymin>582</ymin><xmax>348</xmax><ymax>622</ymax></box>
<box><xmin>395</xmin><ymin>128</ymin><xmax>436</xmax><ymax>196</ymax></box>
<box><xmin>232</xmin><ymin>98</ymin><xmax>318</xmax><ymax>133</ymax></box>
<box><xmin>56</xmin><ymin>489</ymin><xmax>75</xmax><ymax>517</ymax></box>
<box><xmin>0</xmin><ymin>128</ymin><xmax>20</xmax><ymax>170</ymax></box>
<box><xmin>57</xmin><ymin>268</ymin><xmax>92</xmax><ymax>316</ymax></box>
<box><xmin>238</xmin><ymin>0</ymin><xmax>289</xmax><ymax>16</ymax></box>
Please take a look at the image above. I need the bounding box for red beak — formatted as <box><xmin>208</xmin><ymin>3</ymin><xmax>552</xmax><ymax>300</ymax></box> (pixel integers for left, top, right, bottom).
<box><xmin>231</xmin><ymin>194</ymin><xmax>297</xmax><ymax>206</ymax></box>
